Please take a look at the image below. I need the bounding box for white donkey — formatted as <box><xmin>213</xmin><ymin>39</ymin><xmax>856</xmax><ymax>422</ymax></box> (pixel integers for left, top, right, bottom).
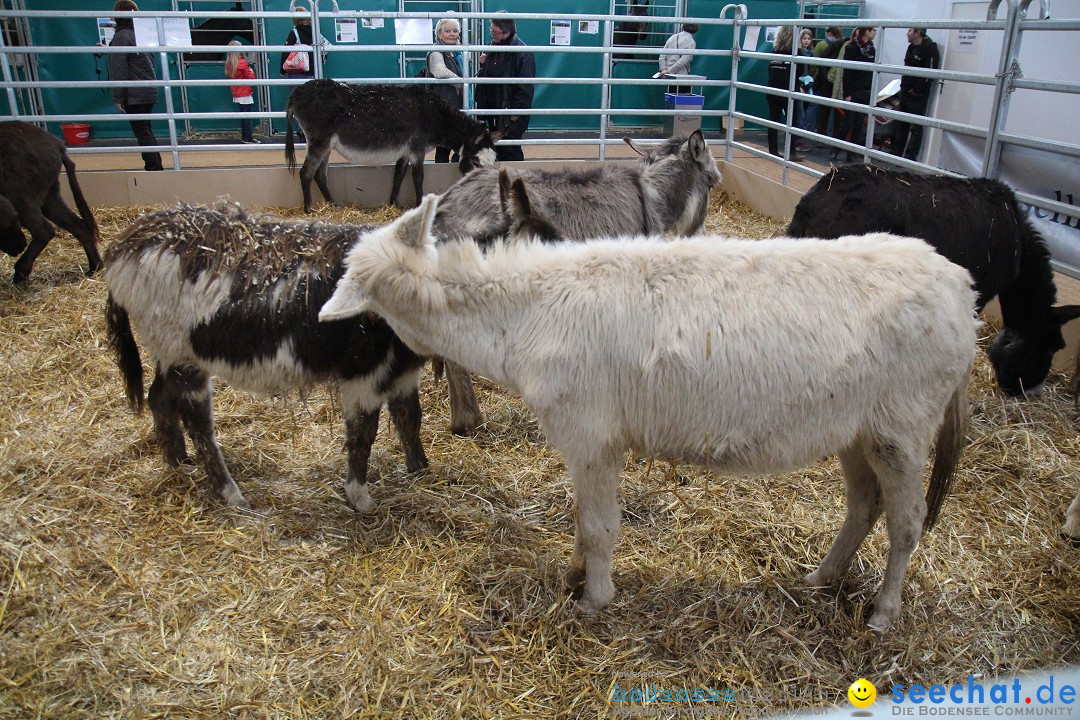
<box><xmin>321</xmin><ymin>196</ymin><xmax>979</xmax><ymax>631</ymax></box>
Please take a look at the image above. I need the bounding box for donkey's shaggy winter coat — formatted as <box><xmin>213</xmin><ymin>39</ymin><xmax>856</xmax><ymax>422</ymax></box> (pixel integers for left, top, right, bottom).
<box><xmin>432</xmin><ymin>131</ymin><xmax>722</xmax><ymax>435</ymax></box>
<box><xmin>104</xmin><ymin>203</ymin><xmax>428</xmax><ymax>511</ymax></box>
<box><xmin>322</xmin><ymin>197</ymin><xmax>979</xmax><ymax>630</ymax></box>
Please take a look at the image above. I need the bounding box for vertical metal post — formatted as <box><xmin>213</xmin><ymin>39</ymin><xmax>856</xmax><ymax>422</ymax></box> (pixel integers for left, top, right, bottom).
<box><xmin>721</xmin><ymin>4</ymin><xmax>746</xmax><ymax>163</ymax></box>
<box><xmin>154</xmin><ymin>16</ymin><xmax>181</xmax><ymax>170</ymax></box>
<box><xmin>0</xmin><ymin>21</ymin><xmax>18</xmax><ymax>121</ymax></box>
<box><xmin>981</xmin><ymin>0</ymin><xmax>1020</xmax><ymax>178</ymax></box>
<box><xmin>599</xmin><ymin>3</ymin><xmax>614</xmax><ymax>160</ymax></box>
<box><xmin>863</xmin><ymin>24</ymin><xmax>884</xmax><ymax>160</ymax></box>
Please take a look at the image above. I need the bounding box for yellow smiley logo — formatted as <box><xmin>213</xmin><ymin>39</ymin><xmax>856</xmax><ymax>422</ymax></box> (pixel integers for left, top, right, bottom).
<box><xmin>848</xmin><ymin>678</ymin><xmax>877</xmax><ymax>708</ymax></box>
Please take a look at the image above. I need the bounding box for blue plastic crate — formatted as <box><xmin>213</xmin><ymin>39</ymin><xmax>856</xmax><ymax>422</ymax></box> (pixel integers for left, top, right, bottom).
<box><xmin>663</xmin><ymin>92</ymin><xmax>704</xmax><ymax>106</ymax></box>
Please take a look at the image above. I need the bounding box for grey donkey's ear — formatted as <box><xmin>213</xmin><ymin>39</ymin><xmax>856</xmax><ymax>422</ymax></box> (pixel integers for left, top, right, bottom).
<box><xmin>623</xmin><ymin>136</ymin><xmax>648</xmax><ymax>157</ymax></box>
<box><xmin>497</xmin><ymin>169</ymin><xmax>513</xmax><ymax>217</ymax></box>
<box><xmin>395</xmin><ymin>193</ymin><xmax>440</xmax><ymax>248</ymax></box>
<box><xmin>688</xmin><ymin>129</ymin><xmax>709</xmax><ymax>164</ymax></box>
<box><xmin>509</xmin><ymin>177</ymin><xmax>534</xmax><ymax>221</ymax></box>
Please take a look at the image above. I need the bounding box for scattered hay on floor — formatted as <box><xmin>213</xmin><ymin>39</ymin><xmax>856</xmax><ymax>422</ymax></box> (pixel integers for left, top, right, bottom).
<box><xmin>0</xmin><ymin>193</ymin><xmax>1077</xmax><ymax>719</ymax></box>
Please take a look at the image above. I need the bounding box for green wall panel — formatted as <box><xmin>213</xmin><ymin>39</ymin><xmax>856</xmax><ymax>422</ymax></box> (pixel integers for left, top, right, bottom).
<box><xmin>17</xmin><ymin>0</ymin><xmax>801</xmax><ymax>140</ymax></box>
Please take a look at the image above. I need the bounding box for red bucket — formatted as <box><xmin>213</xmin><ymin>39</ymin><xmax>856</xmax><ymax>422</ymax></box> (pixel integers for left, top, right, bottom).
<box><xmin>61</xmin><ymin>123</ymin><xmax>91</xmax><ymax>145</ymax></box>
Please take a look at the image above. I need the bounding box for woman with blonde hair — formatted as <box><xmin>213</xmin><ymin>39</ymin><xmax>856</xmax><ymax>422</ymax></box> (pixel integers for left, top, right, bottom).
<box><xmin>225</xmin><ymin>41</ymin><xmax>258</xmax><ymax>143</ymax></box>
<box><xmin>428</xmin><ymin>16</ymin><xmax>464</xmax><ymax>163</ymax></box>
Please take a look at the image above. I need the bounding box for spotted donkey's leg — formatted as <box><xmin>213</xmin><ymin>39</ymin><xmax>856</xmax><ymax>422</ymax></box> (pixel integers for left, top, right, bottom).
<box><xmin>386</xmin><ymin>367</ymin><xmax>428</xmax><ymax>474</ymax></box>
<box><xmin>147</xmin><ymin>362</ymin><xmax>190</xmax><ymax>467</ymax></box>
<box><xmin>168</xmin><ymin>365</ymin><xmax>249</xmax><ymax>509</ymax></box>
<box><xmin>339</xmin><ymin>377</ymin><xmax>383</xmax><ymax>513</ymax></box>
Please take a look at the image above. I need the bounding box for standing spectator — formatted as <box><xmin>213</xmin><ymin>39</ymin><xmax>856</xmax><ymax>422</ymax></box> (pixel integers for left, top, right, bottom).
<box><xmin>280</xmin><ymin>6</ymin><xmax>315</xmax><ymax>81</ymax></box>
<box><xmin>476</xmin><ymin>15</ymin><xmax>535</xmax><ymax>162</ymax></box>
<box><xmin>891</xmin><ymin>27</ymin><xmax>940</xmax><ymax>161</ymax></box>
<box><xmin>765</xmin><ymin>26</ymin><xmax>803</xmax><ymax>161</ymax></box>
<box><xmin>658</xmin><ymin>23</ymin><xmax>699</xmax><ymax>94</ymax></box>
<box><xmin>428</xmin><ymin>17</ymin><xmax>464</xmax><ymax>163</ymax></box>
<box><xmin>281</xmin><ymin>6</ymin><xmax>315</xmax><ymax>140</ymax></box>
<box><xmin>795</xmin><ymin>28</ymin><xmax>818</xmax><ymax>152</ymax></box>
<box><xmin>225</xmin><ymin>41</ymin><xmax>258</xmax><ymax>143</ymax></box>
<box><xmin>813</xmin><ymin>26</ymin><xmax>845</xmax><ymax>137</ymax></box>
<box><xmin>830</xmin><ymin>26</ymin><xmax>876</xmax><ymax>162</ymax></box>
<box><xmin>107</xmin><ymin>0</ymin><xmax>163</xmax><ymax>171</ymax></box>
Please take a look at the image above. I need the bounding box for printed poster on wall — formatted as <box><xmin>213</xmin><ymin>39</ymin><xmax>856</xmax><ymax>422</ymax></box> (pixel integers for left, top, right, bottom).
<box><xmin>550</xmin><ymin>20</ymin><xmax>571</xmax><ymax>46</ymax></box>
<box><xmin>335</xmin><ymin>18</ymin><xmax>357</xmax><ymax>43</ymax></box>
<box><xmin>395</xmin><ymin>18</ymin><xmax>432</xmax><ymax>44</ymax></box>
<box><xmin>133</xmin><ymin>17</ymin><xmax>192</xmax><ymax>47</ymax></box>
<box><xmin>97</xmin><ymin>18</ymin><xmax>115</xmax><ymax>46</ymax></box>
<box><xmin>952</xmin><ymin>28</ymin><xmax>980</xmax><ymax>54</ymax></box>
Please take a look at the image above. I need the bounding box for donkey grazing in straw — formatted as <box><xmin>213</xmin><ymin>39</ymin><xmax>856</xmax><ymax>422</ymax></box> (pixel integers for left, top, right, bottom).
<box><xmin>0</xmin><ymin>120</ymin><xmax>101</xmax><ymax>284</ymax></box>
<box><xmin>787</xmin><ymin>164</ymin><xmax>1080</xmax><ymax>397</ymax></box>
<box><xmin>432</xmin><ymin>130</ymin><xmax>722</xmax><ymax>435</ymax></box>
<box><xmin>285</xmin><ymin>79</ymin><xmax>502</xmax><ymax>213</ymax></box>
<box><xmin>321</xmin><ymin>195</ymin><xmax>978</xmax><ymax>631</ymax></box>
<box><xmin>105</xmin><ymin>203</ymin><xmax>428</xmax><ymax>512</ymax></box>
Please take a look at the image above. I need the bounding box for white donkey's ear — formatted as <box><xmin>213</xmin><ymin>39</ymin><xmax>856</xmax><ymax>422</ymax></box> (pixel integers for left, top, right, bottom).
<box><xmin>319</xmin><ymin>276</ymin><xmax>369</xmax><ymax>322</ymax></box>
<box><xmin>395</xmin><ymin>193</ymin><xmax>440</xmax><ymax>248</ymax></box>
<box><xmin>623</xmin><ymin>136</ymin><xmax>647</xmax><ymax>157</ymax></box>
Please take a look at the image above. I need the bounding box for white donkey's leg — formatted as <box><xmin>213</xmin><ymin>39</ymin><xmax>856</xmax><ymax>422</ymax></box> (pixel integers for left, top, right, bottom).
<box><xmin>1062</xmin><ymin>485</ymin><xmax>1080</xmax><ymax>540</ymax></box>
<box><xmin>864</xmin><ymin>437</ymin><xmax>928</xmax><ymax>632</ymax></box>
<box><xmin>808</xmin><ymin>440</ymin><xmax>883</xmax><ymax>586</ymax></box>
<box><xmin>565</xmin><ymin>448</ymin><xmax>622</xmax><ymax>613</ymax></box>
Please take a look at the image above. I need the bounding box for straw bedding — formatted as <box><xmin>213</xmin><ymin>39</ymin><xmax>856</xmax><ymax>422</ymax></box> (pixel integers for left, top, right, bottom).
<box><xmin>1</xmin><ymin>193</ymin><xmax>1078</xmax><ymax>719</ymax></box>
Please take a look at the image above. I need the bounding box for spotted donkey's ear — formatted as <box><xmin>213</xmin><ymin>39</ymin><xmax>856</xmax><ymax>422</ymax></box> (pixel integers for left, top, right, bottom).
<box><xmin>394</xmin><ymin>193</ymin><xmax>440</xmax><ymax>248</ymax></box>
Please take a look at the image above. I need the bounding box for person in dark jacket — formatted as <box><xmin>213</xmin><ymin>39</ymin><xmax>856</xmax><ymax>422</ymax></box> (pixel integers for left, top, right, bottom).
<box><xmin>829</xmin><ymin>26</ymin><xmax>876</xmax><ymax>162</ymax></box>
<box><xmin>475</xmin><ymin>15</ymin><xmax>535</xmax><ymax>162</ymax></box>
<box><xmin>108</xmin><ymin>0</ymin><xmax>163</xmax><ymax>171</ymax></box>
<box><xmin>281</xmin><ymin>6</ymin><xmax>315</xmax><ymax>140</ymax></box>
<box><xmin>765</xmin><ymin>26</ymin><xmax>804</xmax><ymax>161</ymax></box>
<box><xmin>891</xmin><ymin>28</ymin><xmax>940</xmax><ymax>161</ymax></box>
<box><xmin>280</xmin><ymin>6</ymin><xmax>315</xmax><ymax>81</ymax></box>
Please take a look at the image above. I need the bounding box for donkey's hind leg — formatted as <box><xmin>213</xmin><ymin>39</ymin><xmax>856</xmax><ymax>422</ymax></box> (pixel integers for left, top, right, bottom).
<box><xmin>170</xmin><ymin>365</ymin><xmax>249</xmax><ymax>509</ymax></box>
<box><xmin>42</xmin><ymin>184</ymin><xmax>101</xmax><ymax>275</ymax></box>
<box><xmin>865</xmin><ymin>436</ymin><xmax>928</xmax><ymax>631</ymax></box>
<box><xmin>147</xmin><ymin>363</ymin><xmax>191</xmax><ymax>467</ymax></box>
<box><xmin>299</xmin><ymin>140</ymin><xmax>334</xmax><ymax>212</ymax></box>
<box><xmin>807</xmin><ymin>439</ymin><xmax>882</xmax><ymax>586</ymax></box>
<box><xmin>389</xmin><ymin>158</ymin><xmax>410</xmax><ymax>208</ymax></box>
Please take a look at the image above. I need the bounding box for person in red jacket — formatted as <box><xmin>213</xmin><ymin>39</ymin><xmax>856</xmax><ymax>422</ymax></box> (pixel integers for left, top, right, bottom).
<box><xmin>225</xmin><ymin>41</ymin><xmax>258</xmax><ymax>143</ymax></box>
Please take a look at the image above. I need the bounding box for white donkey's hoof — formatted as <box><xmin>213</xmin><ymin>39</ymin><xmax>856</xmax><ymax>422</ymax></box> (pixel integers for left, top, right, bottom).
<box><xmin>346</xmin><ymin>482</ymin><xmax>374</xmax><ymax>513</ymax></box>
<box><xmin>222</xmin><ymin>485</ymin><xmax>251</xmax><ymax>509</ymax></box>
<box><xmin>804</xmin><ymin>569</ymin><xmax>838</xmax><ymax>587</ymax></box>
<box><xmin>866</xmin><ymin>608</ymin><xmax>897</xmax><ymax>633</ymax></box>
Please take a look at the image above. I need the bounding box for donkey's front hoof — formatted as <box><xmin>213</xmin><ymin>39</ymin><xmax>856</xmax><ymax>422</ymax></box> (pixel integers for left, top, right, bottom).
<box><xmin>345</xmin><ymin>479</ymin><xmax>375</xmax><ymax>513</ymax></box>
